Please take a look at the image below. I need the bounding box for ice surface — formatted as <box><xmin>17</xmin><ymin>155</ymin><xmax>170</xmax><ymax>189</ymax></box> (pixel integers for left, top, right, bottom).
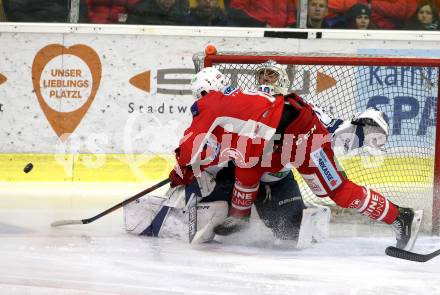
<box><xmin>1</xmin><ymin>183</ymin><xmax>440</xmax><ymax>295</ymax></box>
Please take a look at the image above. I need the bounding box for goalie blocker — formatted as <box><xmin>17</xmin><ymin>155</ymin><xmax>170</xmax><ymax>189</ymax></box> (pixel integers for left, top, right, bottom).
<box><xmin>123</xmin><ymin>170</ymin><xmax>330</xmax><ymax>247</ymax></box>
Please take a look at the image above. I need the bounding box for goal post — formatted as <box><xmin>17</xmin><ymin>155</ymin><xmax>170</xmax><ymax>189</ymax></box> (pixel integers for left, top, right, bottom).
<box><xmin>193</xmin><ymin>49</ymin><xmax>440</xmax><ymax>235</ymax></box>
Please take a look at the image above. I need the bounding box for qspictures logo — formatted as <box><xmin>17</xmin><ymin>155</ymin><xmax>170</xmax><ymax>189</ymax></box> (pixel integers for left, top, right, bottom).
<box><xmin>32</xmin><ymin>44</ymin><xmax>102</xmax><ymax>140</ymax></box>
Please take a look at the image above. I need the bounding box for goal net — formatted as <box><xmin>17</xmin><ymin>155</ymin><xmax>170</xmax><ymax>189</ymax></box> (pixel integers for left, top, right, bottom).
<box><xmin>193</xmin><ymin>50</ymin><xmax>440</xmax><ymax>235</ymax></box>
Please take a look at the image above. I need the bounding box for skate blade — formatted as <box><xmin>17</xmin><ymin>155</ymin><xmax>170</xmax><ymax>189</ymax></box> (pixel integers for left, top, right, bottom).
<box><xmin>404</xmin><ymin>210</ymin><xmax>423</xmax><ymax>252</ymax></box>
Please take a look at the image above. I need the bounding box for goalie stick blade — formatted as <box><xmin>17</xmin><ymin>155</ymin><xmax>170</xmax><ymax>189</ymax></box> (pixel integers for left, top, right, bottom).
<box><xmin>50</xmin><ymin>219</ymin><xmax>84</xmax><ymax>227</ymax></box>
<box><xmin>385</xmin><ymin>246</ymin><xmax>440</xmax><ymax>263</ymax></box>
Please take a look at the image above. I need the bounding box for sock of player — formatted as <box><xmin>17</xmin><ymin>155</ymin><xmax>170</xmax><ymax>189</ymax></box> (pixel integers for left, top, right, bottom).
<box><xmin>357</xmin><ymin>188</ymin><xmax>399</xmax><ymax>224</ymax></box>
<box><xmin>332</xmin><ymin>182</ymin><xmax>398</xmax><ymax>224</ymax></box>
<box><xmin>229</xmin><ymin>181</ymin><xmax>259</xmax><ymax>218</ymax></box>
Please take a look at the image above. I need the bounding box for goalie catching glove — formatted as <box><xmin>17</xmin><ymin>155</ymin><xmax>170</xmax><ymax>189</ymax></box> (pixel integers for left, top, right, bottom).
<box><xmin>352</xmin><ymin>107</ymin><xmax>389</xmax><ymax>141</ymax></box>
<box><xmin>332</xmin><ymin>107</ymin><xmax>389</xmax><ymax>152</ymax></box>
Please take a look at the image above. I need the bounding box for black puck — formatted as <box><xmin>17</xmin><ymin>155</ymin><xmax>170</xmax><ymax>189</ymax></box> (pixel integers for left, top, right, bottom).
<box><xmin>24</xmin><ymin>163</ymin><xmax>33</xmax><ymax>173</ymax></box>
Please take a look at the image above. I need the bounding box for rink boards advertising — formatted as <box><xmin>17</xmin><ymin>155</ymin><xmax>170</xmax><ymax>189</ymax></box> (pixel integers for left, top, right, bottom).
<box><xmin>0</xmin><ymin>25</ymin><xmax>438</xmax><ymax>185</ymax></box>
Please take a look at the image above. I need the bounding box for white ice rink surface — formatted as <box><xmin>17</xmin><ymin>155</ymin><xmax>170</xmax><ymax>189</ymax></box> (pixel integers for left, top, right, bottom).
<box><xmin>1</xmin><ymin>183</ymin><xmax>440</xmax><ymax>295</ymax></box>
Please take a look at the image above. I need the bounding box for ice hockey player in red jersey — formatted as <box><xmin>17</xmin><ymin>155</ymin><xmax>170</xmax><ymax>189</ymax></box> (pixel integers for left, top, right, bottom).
<box><xmin>170</xmin><ymin>64</ymin><xmax>422</xmax><ymax>251</ymax></box>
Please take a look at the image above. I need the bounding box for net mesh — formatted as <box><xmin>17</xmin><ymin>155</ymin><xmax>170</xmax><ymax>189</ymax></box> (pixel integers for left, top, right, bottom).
<box><xmin>193</xmin><ymin>52</ymin><xmax>439</xmax><ymax>230</ymax></box>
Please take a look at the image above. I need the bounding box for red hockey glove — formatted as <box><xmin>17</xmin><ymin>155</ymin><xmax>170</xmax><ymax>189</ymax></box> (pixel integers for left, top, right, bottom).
<box><xmin>169</xmin><ymin>165</ymin><xmax>195</xmax><ymax>188</ymax></box>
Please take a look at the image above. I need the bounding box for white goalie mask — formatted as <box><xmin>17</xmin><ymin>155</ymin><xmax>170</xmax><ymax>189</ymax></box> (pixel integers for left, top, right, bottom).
<box><xmin>255</xmin><ymin>60</ymin><xmax>290</xmax><ymax>96</ymax></box>
<box><xmin>191</xmin><ymin>67</ymin><xmax>227</xmax><ymax>100</ymax></box>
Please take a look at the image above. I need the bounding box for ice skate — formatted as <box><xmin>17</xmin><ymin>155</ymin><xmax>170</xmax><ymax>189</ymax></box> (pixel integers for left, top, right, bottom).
<box><xmin>391</xmin><ymin>207</ymin><xmax>423</xmax><ymax>251</ymax></box>
<box><xmin>214</xmin><ymin>215</ymin><xmax>250</xmax><ymax>236</ymax></box>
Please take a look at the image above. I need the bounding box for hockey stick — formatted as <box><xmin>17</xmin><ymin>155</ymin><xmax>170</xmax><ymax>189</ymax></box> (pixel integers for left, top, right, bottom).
<box><xmin>51</xmin><ymin>178</ymin><xmax>171</xmax><ymax>227</ymax></box>
<box><xmin>186</xmin><ymin>192</ymin><xmax>198</xmax><ymax>243</ymax></box>
<box><xmin>385</xmin><ymin>246</ymin><xmax>440</xmax><ymax>262</ymax></box>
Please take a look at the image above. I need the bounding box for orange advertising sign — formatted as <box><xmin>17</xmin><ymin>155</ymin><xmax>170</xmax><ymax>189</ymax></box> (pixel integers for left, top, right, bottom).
<box><xmin>129</xmin><ymin>70</ymin><xmax>151</xmax><ymax>93</ymax></box>
<box><xmin>32</xmin><ymin>44</ymin><xmax>102</xmax><ymax>140</ymax></box>
<box><xmin>0</xmin><ymin>73</ymin><xmax>6</xmax><ymax>85</ymax></box>
<box><xmin>316</xmin><ymin>72</ymin><xmax>337</xmax><ymax>93</ymax></box>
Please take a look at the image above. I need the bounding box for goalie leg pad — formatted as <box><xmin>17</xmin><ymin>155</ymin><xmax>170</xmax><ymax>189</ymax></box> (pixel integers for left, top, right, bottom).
<box><xmin>296</xmin><ymin>206</ymin><xmax>331</xmax><ymax>249</ymax></box>
<box><xmin>191</xmin><ymin>201</ymin><xmax>228</xmax><ymax>243</ymax></box>
<box><xmin>124</xmin><ymin>195</ymin><xmax>169</xmax><ymax>235</ymax></box>
<box><xmin>160</xmin><ymin>200</ymin><xmax>228</xmax><ymax>242</ymax></box>
<box><xmin>123</xmin><ymin>194</ymin><xmax>228</xmax><ymax>242</ymax></box>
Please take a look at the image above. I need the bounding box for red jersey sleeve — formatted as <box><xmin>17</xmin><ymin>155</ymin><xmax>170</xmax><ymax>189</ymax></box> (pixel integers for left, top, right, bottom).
<box><xmin>176</xmin><ymin>98</ymin><xmax>216</xmax><ymax>167</ymax></box>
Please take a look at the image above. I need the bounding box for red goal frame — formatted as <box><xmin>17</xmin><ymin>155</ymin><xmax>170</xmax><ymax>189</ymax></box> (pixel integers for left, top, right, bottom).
<box><xmin>203</xmin><ymin>52</ymin><xmax>440</xmax><ymax>235</ymax></box>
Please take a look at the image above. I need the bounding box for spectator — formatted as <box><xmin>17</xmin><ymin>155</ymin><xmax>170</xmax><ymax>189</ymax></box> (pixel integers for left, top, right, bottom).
<box><xmin>307</xmin><ymin>0</ymin><xmax>330</xmax><ymax>28</ymax></box>
<box><xmin>86</xmin><ymin>0</ymin><xmax>140</xmax><ymax>24</ymax></box>
<box><xmin>6</xmin><ymin>0</ymin><xmax>88</xmax><ymax>22</ymax></box>
<box><xmin>126</xmin><ymin>0</ymin><xmax>188</xmax><ymax>25</ymax></box>
<box><xmin>404</xmin><ymin>0</ymin><xmax>439</xmax><ymax>30</ymax></box>
<box><xmin>0</xmin><ymin>0</ymin><xmax>7</xmax><ymax>21</ymax></box>
<box><xmin>327</xmin><ymin>0</ymin><xmax>356</xmax><ymax>20</ymax></box>
<box><xmin>370</xmin><ymin>0</ymin><xmax>416</xmax><ymax>30</ymax></box>
<box><xmin>226</xmin><ymin>0</ymin><xmax>296</xmax><ymax>28</ymax></box>
<box><xmin>430</xmin><ymin>0</ymin><xmax>440</xmax><ymax>15</ymax></box>
<box><xmin>224</xmin><ymin>0</ymin><xmax>263</xmax><ymax>27</ymax></box>
<box><xmin>186</xmin><ymin>0</ymin><xmax>228</xmax><ymax>26</ymax></box>
<box><xmin>344</xmin><ymin>3</ymin><xmax>373</xmax><ymax>29</ymax></box>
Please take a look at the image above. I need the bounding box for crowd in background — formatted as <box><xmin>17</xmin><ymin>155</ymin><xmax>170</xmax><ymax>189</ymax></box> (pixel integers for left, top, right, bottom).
<box><xmin>0</xmin><ymin>0</ymin><xmax>438</xmax><ymax>31</ymax></box>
